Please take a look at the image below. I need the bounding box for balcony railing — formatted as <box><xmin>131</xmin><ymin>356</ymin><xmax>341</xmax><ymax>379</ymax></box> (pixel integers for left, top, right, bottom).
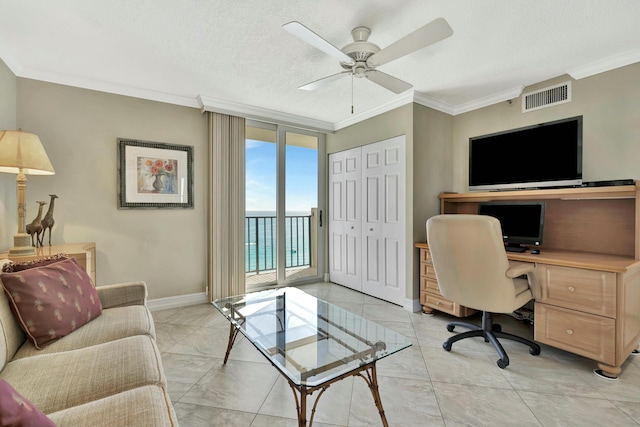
<box><xmin>245</xmin><ymin>214</ymin><xmax>312</xmax><ymax>274</ymax></box>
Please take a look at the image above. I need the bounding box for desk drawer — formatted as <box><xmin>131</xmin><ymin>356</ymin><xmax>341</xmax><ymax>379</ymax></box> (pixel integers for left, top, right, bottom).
<box><xmin>420</xmin><ymin>262</ymin><xmax>438</xmax><ymax>281</ymax></box>
<box><xmin>538</xmin><ymin>265</ymin><xmax>616</xmax><ymax>318</ymax></box>
<box><xmin>422</xmin><ymin>293</ymin><xmax>456</xmax><ymax>315</ymax></box>
<box><xmin>420</xmin><ymin>277</ymin><xmax>442</xmax><ymax>295</ymax></box>
<box><xmin>535</xmin><ymin>303</ymin><xmax>615</xmax><ymax>365</ymax></box>
<box><xmin>420</xmin><ymin>248</ymin><xmax>432</xmax><ymax>263</ymax></box>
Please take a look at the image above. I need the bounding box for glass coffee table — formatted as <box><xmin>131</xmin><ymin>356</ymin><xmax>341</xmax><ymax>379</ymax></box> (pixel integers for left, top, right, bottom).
<box><xmin>212</xmin><ymin>287</ymin><xmax>412</xmax><ymax>426</ymax></box>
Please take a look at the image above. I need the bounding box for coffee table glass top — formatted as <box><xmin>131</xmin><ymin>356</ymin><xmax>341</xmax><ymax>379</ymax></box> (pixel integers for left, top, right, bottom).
<box><xmin>213</xmin><ymin>287</ymin><xmax>412</xmax><ymax>387</ymax></box>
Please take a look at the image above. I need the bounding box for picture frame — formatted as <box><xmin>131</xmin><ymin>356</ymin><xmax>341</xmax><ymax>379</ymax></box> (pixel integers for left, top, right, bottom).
<box><xmin>117</xmin><ymin>138</ymin><xmax>194</xmax><ymax>209</ymax></box>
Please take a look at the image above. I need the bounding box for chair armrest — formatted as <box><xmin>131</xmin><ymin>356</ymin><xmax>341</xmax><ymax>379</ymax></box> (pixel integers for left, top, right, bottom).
<box><xmin>96</xmin><ymin>281</ymin><xmax>148</xmax><ymax>309</ymax></box>
<box><xmin>506</xmin><ymin>263</ymin><xmax>535</xmax><ymax>278</ymax></box>
<box><xmin>506</xmin><ymin>262</ymin><xmax>541</xmax><ymax>301</ymax></box>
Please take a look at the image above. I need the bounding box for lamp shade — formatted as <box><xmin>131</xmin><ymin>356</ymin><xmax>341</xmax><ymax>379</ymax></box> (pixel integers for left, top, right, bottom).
<box><xmin>0</xmin><ymin>130</ymin><xmax>55</xmax><ymax>175</ymax></box>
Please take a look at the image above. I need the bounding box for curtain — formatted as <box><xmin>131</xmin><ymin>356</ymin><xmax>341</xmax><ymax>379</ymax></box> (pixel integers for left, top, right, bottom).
<box><xmin>207</xmin><ymin>112</ymin><xmax>246</xmax><ymax>301</ymax></box>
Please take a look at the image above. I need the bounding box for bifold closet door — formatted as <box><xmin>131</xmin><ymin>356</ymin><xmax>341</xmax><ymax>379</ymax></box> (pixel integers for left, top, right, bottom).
<box><xmin>329</xmin><ymin>136</ymin><xmax>405</xmax><ymax>305</ymax></box>
<box><xmin>328</xmin><ymin>147</ymin><xmax>361</xmax><ymax>291</ymax></box>
<box><xmin>361</xmin><ymin>136</ymin><xmax>406</xmax><ymax>306</ymax></box>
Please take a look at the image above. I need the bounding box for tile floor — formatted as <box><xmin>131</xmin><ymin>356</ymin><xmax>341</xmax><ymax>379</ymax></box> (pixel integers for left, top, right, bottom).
<box><xmin>153</xmin><ymin>282</ymin><xmax>640</xmax><ymax>426</ymax></box>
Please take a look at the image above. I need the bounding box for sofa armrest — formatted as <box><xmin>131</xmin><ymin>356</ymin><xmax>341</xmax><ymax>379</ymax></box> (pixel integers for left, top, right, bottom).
<box><xmin>96</xmin><ymin>281</ymin><xmax>148</xmax><ymax>309</ymax></box>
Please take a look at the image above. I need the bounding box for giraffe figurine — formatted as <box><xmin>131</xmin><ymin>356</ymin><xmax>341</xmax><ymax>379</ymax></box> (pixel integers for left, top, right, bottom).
<box><xmin>38</xmin><ymin>194</ymin><xmax>58</xmax><ymax>246</ymax></box>
<box><xmin>26</xmin><ymin>201</ymin><xmax>47</xmax><ymax>247</ymax></box>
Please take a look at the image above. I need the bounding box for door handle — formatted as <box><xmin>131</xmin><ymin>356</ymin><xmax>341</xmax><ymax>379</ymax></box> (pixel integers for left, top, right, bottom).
<box><xmin>319</xmin><ymin>210</ymin><xmax>322</xmax><ymax>227</ymax></box>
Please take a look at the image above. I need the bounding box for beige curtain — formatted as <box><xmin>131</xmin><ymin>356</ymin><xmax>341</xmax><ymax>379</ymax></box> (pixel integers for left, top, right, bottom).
<box><xmin>207</xmin><ymin>112</ymin><xmax>246</xmax><ymax>301</ymax></box>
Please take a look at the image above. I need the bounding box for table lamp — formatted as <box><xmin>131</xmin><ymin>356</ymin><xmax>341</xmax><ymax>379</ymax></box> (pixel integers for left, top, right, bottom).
<box><xmin>0</xmin><ymin>130</ymin><xmax>55</xmax><ymax>256</ymax></box>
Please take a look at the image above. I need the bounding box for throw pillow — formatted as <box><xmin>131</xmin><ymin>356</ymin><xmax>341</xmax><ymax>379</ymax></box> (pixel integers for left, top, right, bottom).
<box><xmin>1</xmin><ymin>253</ymin><xmax>69</xmax><ymax>273</ymax></box>
<box><xmin>0</xmin><ymin>378</ymin><xmax>56</xmax><ymax>426</ymax></box>
<box><xmin>0</xmin><ymin>257</ymin><xmax>102</xmax><ymax>349</ymax></box>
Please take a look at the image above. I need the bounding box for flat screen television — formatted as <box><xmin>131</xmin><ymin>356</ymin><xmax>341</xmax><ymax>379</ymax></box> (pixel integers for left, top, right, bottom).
<box><xmin>469</xmin><ymin>116</ymin><xmax>583</xmax><ymax>191</ymax></box>
<box><xmin>477</xmin><ymin>201</ymin><xmax>545</xmax><ymax>252</ymax></box>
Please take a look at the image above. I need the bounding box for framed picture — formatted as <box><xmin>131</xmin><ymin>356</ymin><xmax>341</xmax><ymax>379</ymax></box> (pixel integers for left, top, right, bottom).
<box><xmin>117</xmin><ymin>138</ymin><xmax>194</xmax><ymax>209</ymax></box>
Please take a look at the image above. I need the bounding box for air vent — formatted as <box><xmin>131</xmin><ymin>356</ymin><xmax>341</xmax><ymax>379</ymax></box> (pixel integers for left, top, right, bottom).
<box><xmin>522</xmin><ymin>81</ymin><xmax>571</xmax><ymax>113</ymax></box>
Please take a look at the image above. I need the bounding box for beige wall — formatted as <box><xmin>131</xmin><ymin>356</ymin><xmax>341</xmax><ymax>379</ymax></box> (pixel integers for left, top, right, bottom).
<box><xmin>15</xmin><ymin>79</ymin><xmax>208</xmax><ymax>299</ymax></box>
<box><xmin>0</xmin><ymin>59</ymin><xmax>17</xmax><ymax>249</ymax></box>
<box><xmin>452</xmin><ymin>62</ymin><xmax>640</xmax><ymax>193</ymax></box>
<box><xmin>412</xmin><ymin>104</ymin><xmax>453</xmax><ymax>303</ymax></box>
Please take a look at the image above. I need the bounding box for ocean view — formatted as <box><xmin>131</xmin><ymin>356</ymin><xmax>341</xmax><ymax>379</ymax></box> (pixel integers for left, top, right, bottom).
<box><xmin>245</xmin><ymin>211</ymin><xmax>312</xmax><ymax>273</ymax></box>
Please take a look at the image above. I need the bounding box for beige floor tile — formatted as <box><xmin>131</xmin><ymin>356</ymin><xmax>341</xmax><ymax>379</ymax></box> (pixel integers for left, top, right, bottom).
<box><xmin>349</xmin><ymin>375</ymin><xmax>443</xmax><ymax>426</ymax></box>
<box><xmin>362</xmin><ymin>302</ymin><xmax>413</xmax><ymax>324</ymax></box>
<box><xmin>154</xmin><ymin>322</ymin><xmax>200</xmax><ymax>352</ymax></box>
<box><xmin>376</xmin><ymin>344</ymin><xmax>430</xmax><ymax>381</ymax></box>
<box><xmin>173</xmin><ymin>402</ymin><xmax>256</xmax><ymax>427</ymax></box>
<box><xmin>259</xmin><ymin>375</ymin><xmax>353</xmax><ymax>425</ymax></box>
<box><xmin>519</xmin><ymin>391</ymin><xmax>636</xmax><ymax>426</ymax></box>
<box><xmin>499</xmin><ymin>351</ymin><xmax>606</xmax><ymax>399</ymax></box>
<box><xmin>613</xmin><ymin>400</ymin><xmax>640</xmax><ymax>424</ymax></box>
<box><xmin>157</xmin><ymin>282</ymin><xmax>640</xmax><ymax>427</ymax></box>
<box><xmin>574</xmin><ymin>361</ymin><xmax>640</xmax><ymax>403</ymax></box>
<box><xmin>161</xmin><ymin>352</ymin><xmax>219</xmax><ymax>387</ymax></box>
<box><xmin>251</xmin><ymin>413</ymin><xmax>341</xmax><ymax>427</ymax></box>
<box><xmin>432</xmin><ymin>382</ymin><xmax>540</xmax><ymax>426</ymax></box>
<box><xmin>180</xmin><ymin>359</ymin><xmax>280</xmax><ymax>413</ymax></box>
<box><xmin>421</xmin><ymin>346</ymin><xmax>513</xmax><ymax>389</ymax></box>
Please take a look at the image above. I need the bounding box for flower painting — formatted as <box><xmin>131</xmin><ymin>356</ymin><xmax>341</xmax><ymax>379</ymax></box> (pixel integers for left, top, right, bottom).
<box><xmin>137</xmin><ymin>157</ymin><xmax>178</xmax><ymax>194</ymax></box>
<box><xmin>118</xmin><ymin>138</ymin><xmax>193</xmax><ymax>209</ymax></box>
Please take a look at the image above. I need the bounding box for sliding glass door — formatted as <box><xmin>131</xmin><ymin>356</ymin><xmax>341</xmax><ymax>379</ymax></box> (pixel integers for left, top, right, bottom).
<box><xmin>245</xmin><ymin>121</ymin><xmax>325</xmax><ymax>290</ymax></box>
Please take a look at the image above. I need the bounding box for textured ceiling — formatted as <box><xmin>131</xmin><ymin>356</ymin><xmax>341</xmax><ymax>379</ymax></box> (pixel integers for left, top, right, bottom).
<box><xmin>1</xmin><ymin>1</ymin><xmax>640</xmax><ymax>130</ymax></box>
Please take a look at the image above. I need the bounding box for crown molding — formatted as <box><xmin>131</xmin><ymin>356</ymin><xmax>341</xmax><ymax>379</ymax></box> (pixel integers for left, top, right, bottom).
<box><xmin>567</xmin><ymin>49</ymin><xmax>640</xmax><ymax>80</ymax></box>
<box><xmin>0</xmin><ymin>47</ymin><xmax>22</xmax><ymax>76</ymax></box>
<box><xmin>197</xmin><ymin>95</ymin><xmax>335</xmax><ymax>133</ymax></box>
<box><xmin>333</xmin><ymin>91</ymin><xmax>415</xmax><ymax>130</ymax></box>
<box><xmin>16</xmin><ymin>66</ymin><xmax>200</xmax><ymax>108</ymax></box>
<box><xmin>412</xmin><ymin>92</ymin><xmax>456</xmax><ymax>115</ymax></box>
<box><xmin>450</xmin><ymin>85</ymin><xmax>525</xmax><ymax>115</ymax></box>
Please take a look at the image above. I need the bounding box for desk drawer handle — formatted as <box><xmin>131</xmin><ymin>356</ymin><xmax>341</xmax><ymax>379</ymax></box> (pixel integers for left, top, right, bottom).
<box><xmin>567</xmin><ymin>329</ymin><xmax>574</xmax><ymax>335</ymax></box>
<box><xmin>568</xmin><ymin>286</ymin><xmax>575</xmax><ymax>292</ymax></box>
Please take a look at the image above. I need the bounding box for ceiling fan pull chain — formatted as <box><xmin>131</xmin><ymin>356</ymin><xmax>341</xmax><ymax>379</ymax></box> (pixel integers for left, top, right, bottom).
<box><xmin>351</xmin><ymin>74</ymin><xmax>354</xmax><ymax>114</ymax></box>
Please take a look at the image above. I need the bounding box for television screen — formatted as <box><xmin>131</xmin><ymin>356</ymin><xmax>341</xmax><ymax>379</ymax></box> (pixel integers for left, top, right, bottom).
<box><xmin>478</xmin><ymin>201</ymin><xmax>545</xmax><ymax>252</ymax></box>
<box><xmin>469</xmin><ymin>116</ymin><xmax>582</xmax><ymax>191</ymax></box>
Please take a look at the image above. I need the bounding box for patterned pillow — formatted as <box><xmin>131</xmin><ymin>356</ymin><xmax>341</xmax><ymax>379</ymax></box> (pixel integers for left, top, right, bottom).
<box><xmin>1</xmin><ymin>253</ymin><xmax>69</xmax><ymax>273</ymax></box>
<box><xmin>0</xmin><ymin>257</ymin><xmax>102</xmax><ymax>349</ymax></box>
<box><xmin>0</xmin><ymin>378</ymin><xmax>56</xmax><ymax>426</ymax></box>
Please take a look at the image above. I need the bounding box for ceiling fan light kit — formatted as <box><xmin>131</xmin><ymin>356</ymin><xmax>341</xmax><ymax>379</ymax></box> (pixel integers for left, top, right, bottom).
<box><xmin>283</xmin><ymin>17</ymin><xmax>453</xmax><ymax>95</ymax></box>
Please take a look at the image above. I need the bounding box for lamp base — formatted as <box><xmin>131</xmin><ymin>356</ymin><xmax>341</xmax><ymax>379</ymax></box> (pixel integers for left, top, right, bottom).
<box><xmin>9</xmin><ymin>233</ymin><xmax>36</xmax><ymax>256</ymax></box>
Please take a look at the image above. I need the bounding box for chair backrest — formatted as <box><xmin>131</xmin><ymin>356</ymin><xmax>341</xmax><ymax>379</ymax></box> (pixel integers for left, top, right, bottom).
<box><xmin>426</xmin><ymin>214</ymin><xmax>522</xmax><ymax>313</ymax></box>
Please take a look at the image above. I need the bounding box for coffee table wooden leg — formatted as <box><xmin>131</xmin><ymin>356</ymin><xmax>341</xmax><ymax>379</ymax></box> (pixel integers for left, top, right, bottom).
<box><xmin>223</xmin><ymin>323</ymin><xmax>241</xmax><ymax>364</ymax></box>
<box><xmin>288</xmin><ymin>383</ymin><xmax>330</xmax><ymax>426</ymax></box>
<box><xmin>356</xmin><ymin>363</ymin><xmax>389</xmax><ymax>427</ymax></box>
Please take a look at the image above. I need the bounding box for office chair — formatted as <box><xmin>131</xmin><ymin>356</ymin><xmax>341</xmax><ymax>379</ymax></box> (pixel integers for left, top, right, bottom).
<box><xmin>426</xmin><ymin>214</ymin><xmax>541</xmax><ymax>369</ymax></box>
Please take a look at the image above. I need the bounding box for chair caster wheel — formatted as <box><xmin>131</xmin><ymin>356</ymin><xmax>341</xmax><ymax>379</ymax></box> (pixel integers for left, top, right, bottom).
<box><xmin>446</xmin><ymin>325</ymin><xmax>455</xmax><ymax>332</ymax></box>
<box><xmin>492</xmin><ymin>324</ymin><xmax>502</xmax><ymax>332</ymax></box>
<box><xmin>529</xmin><ymin>346</ymin><xmax>541</xmax><ymax>356</ymax></box>
<box><xmin>497</xmin><ymin>359</ymin><xmax>509</xmax><ymax>369</ymax></box>
<box><xmin>443</xmin><ymin>342</ymin><xmax>452</xmax><ymax>352</ymax></box>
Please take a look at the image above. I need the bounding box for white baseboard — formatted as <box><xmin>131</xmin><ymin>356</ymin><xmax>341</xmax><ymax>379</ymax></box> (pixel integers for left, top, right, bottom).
<box><xmin>147</xmin><ymin>292</ymin><xmax>208</xmax><ymax>312</ymax></box>
<box><xmin>405</xmin><ymin>298</ymin><xmax>422</xmax><ymax>313</ymax></box>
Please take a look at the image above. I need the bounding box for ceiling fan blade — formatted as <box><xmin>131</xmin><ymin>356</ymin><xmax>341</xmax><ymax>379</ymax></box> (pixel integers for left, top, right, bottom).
<box><xmin>299</xmin><ymin>71</ymin><xmax>351</xmax><ymax>91</ymax></box>
<box><xmin>367</xmin><ymin>17</ymin><xmax>453</xmax><ymax>67</ymax></box>
<box><xmin>365</xmin><ymin>70</ymin><xmax>413</xmax><ymax>94</ymax></box>
<box><xmin>283</xmin><ymin>21</ymin><xmax>354</xmax><ymax>65</ymax></box>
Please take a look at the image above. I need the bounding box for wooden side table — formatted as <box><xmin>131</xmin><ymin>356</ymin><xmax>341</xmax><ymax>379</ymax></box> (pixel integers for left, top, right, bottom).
<box><xmin>0</xmin><ymin>242</ymin><xmax>96</xmax><ymax>284</ymax></box>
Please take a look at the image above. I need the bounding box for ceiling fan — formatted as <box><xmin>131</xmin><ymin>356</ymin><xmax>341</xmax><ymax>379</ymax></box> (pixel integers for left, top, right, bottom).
<box><xmin>283</xmin><ymin>17</ymin><xmax>453</xmax><ymax>94</ymax></box>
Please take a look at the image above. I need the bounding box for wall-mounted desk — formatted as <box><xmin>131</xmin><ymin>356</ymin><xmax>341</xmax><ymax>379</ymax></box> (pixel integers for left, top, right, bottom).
<box><xmin>418</xmin><ymin>183</ymin><xmax>640</xmax><ymax>378</ymax></box>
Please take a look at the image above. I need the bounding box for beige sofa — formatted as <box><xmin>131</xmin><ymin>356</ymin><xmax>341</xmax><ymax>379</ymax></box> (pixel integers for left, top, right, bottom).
<box><xmin>0</xmin><ymin>278</ymin><xmax>178</xmax><ymax>426</ymax></box>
